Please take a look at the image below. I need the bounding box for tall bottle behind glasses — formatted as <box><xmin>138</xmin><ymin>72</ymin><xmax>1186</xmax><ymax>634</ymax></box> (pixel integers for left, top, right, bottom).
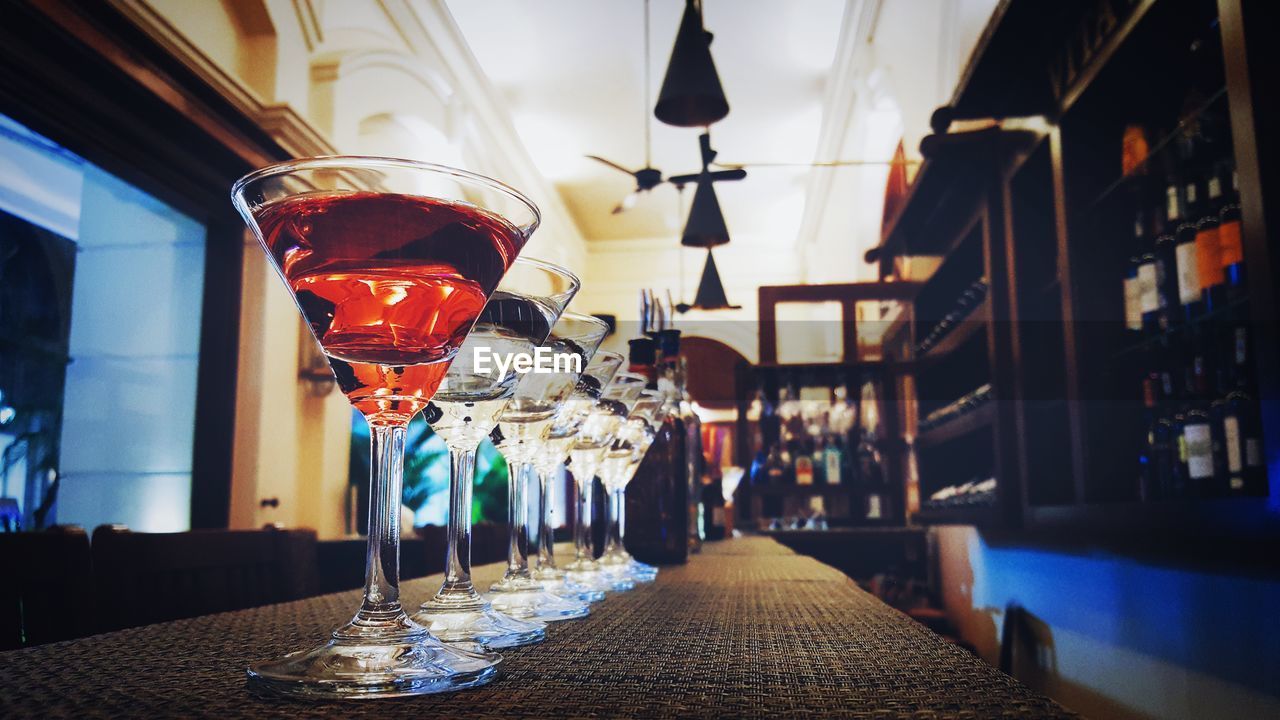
<box><xmin>657</xmin><ymin>330</ymin><xmax>705</xmax><ymax>553</ymax></box>
<box><xmin>623</xmin><ymin>337</ymin><xmax>689</xmax><ymax>565</ymax></box>
<box><xmin>856</xmin><ymin>375</ymin><xmax>890</xmax><ymax>523</ymax></box>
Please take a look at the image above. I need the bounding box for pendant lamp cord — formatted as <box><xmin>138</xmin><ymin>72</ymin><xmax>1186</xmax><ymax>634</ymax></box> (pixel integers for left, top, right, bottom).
<box><xmin>677</xmin><ymin>183</ymin><xmax>687</xmax><ymax>300</ymax></box>
<box><xmin>643</xmin><ymin>0</ymin><xmax>653</xmax><ymax>168</ymax></box>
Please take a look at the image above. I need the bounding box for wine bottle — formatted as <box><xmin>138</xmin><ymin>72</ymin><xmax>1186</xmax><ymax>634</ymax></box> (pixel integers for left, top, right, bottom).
<box><xmin>1153</xmin><ymin>184</ymin><xmax>1182</xmax><ymax>331</ymax></box>
<box><xmin>1125</xmin><ymin>257</ymin><xmax>1142</xmax><ymax>334</ymax></box>
<box><xmin>659</xmin><ymin>329</ymin><xmax>703</xmax><ymax>554</ymax></box>
<box><xmin>1181</xmin><ymin>350</ymin><xmax>1216</xmax><ymax>496</ymax></box>
<box><xmin>1126</xmin><ymin>210</ymin><xmax>1157</xmax><ymax>334</ymax></box>
<box><xmin>1222</xmin><ymin>325</ymin><xmax>1264</xmax><ymax>494</ymax></box>
<box><xmin>1138</xmin><ymin>374</ymin><xmax>1159</xmax><ymax>501</ymax></box>
<box><xmin>1171</xmin><ymin>182</ymin><xmax>1203</xmax><ymax>321</ymax></box>
<box><xmin>1196</xmin><ymin>170</ymin><xmax>1226</xmax><ymax>314</ymax></box>
<box><xmin>1151</xmin><ymin>369</ymin><xmax>1178</xmax><ymax>500</ymax></box>
<box><xmin>623</xmin><ymin>337</ymin><xmax>689</xmax><ymax>564</ymax></box>
<box><xmin>1219</xmin><ymin>168</ymin><xmax>1245</xmax><ymax>300</ymax></box>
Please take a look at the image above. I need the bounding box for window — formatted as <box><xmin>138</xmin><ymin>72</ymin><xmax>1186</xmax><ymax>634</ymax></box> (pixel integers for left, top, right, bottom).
<box><xmin>0</xmin><ymin>114</ymin><xmax>207</xmax><ymax>532</ymax></box>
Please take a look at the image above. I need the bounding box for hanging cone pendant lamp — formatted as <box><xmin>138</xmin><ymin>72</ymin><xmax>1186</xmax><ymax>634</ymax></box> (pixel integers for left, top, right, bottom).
<box><xmin>690</xmin><ymin>248</ymin><xmax>740</xmax><ymax>310</ymax></box>
<box><xmin>681</xmin><ymin>173</ymin><xmax>730</xmax><ymax>247</ymax></box>
<box><xmin>654</xmin><ymin>0</ymin><xmax>730</xmax><ymax>128</ymax></box>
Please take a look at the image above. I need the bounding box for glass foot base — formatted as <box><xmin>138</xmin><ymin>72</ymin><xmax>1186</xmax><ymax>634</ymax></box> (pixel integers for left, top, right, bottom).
<box><xmin>411</xmin><ymin>602</ymin><xmax>546</xmax><ymax>649</ymax></box>
<box><xmin>601</xmin><ymin>558</ymin><xmax>657</xmax><ymax>583</ymax></box>
<box><xmin>565</xmin><ymin>561</ymin><xmax>635</xmax><ymax>592</ymax></box>
<box><xmin>535</xmin><ymin>573</ymin><xmax>606</xmax><ymax>603</ymax></box>
<box><xmin>246</xmin><ymin>623</ymin><xmax>501</xmax><ymax>699</ymax></box>
<box><xmin>488</xmin><ymin>588</ymin><xmax>590</xmax><ymax>622</ymax></box>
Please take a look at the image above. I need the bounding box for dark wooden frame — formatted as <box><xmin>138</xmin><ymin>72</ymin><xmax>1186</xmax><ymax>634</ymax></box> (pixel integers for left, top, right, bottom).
<box><xmin>0</xmin><ymin>0</ymin><xmax>295</xmax><ymax>528</ymax></box>
<box><xmin>757</xmin><ymin>282</ymin><xmax>921</xmax><ymax>364</ymax></box>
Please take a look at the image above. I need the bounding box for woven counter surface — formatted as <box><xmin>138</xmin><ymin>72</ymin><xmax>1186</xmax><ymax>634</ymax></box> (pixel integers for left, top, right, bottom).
<box><xmin>0</xmin><ymin>536</ymin><xmax>1073</xmax><ymax>718</ymax></box>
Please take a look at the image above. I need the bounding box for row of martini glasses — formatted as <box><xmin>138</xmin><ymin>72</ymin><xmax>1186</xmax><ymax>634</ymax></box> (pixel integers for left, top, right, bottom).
<box><xmin>231</xmin><ymin>156</ymin><xmax>668</xmax><ymax>699</ymax></box>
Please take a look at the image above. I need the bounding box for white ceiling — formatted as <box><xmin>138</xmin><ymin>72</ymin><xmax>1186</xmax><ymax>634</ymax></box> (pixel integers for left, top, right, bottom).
<box><xmin>445</xmin><ymin>0</ymin><xmax>847</xmax><ymax>244</ymax></box>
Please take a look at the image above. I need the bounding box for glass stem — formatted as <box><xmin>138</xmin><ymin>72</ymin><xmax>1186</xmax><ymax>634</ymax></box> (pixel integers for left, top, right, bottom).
<box><xmin>504</xmin><ymin>461</ymin><xmax>532</xmax><ymax>581</ymax></box>
<box><xmin>604</xmin><ymin>486</ymin><xmax>622</xmax><ymax>557</ymax></box>
<box><xmin>349</xmin><ymin>420</ymin><xmax>412</xmax><ymax>633</ymax></box>
<box><xmin>432</xmin><ymin>445</ymin><xmax>483</xmax><ymax>607</ymax></box>
<box><xmin>574</xmin><ymin>468</ymin><xmax>595</xmax><ymax>563</ymax></box>
<box><xmin>616</xmin><ymin>488</ymin><xmax>629</xmax><ymax>559</ymax></box>
<box><xmin>537</xmin><ymin>467</ymin><xmax>556</xmax><ymax>570</ymax></box>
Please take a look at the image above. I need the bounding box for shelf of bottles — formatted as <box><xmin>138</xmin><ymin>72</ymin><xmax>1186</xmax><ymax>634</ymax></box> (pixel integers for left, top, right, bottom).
<box><xmin>740</xmin><ymin>365</ymin><xmax>899</xmax><ymax>530</ymax></box>
<box><xmin>905</xmin><ymin>214</ymin><xmax>1002</xmax><ymax>519</ymax></box>
<box><xmin>1060</xmin><ymin>1</ymin><xmax>1268</xmax><ymax>510</ymax></box>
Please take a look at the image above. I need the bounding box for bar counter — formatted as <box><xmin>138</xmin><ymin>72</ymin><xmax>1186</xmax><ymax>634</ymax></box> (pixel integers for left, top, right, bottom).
<box><xmin>0</xmin><ymin>537</ymin><xmax>1073</xmax><ymax>718</ymax></box>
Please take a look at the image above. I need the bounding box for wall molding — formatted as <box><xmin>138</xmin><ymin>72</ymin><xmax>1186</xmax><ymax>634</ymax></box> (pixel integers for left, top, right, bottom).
<box><xmin>108</xmin><ymin>0</ymin><xmax>337</xmax><ymax>157</ymax></box>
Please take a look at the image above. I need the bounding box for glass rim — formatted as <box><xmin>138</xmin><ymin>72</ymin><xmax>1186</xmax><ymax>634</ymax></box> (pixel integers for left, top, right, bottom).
<box><xmin>609</xmin><ymin>372</ymin><xmax>648</xmax><ymax>385</ymax></box>
<box><xmin>230</xmin><ymin>154</ymin><xmax>541</xmax><ymax>236</ymax></box>
<box><xmin>553</xmin><ymin>311</ymin><xmax>610</xmax><ymax>339</ymax></box>
<box><xmin>509</xmin><ymin>256</ymin><xmax>582</xmax><ymax>302</ymax></box>
<box><xmin>588</xmin><ymin>350</ymin><xmax>625</xmax><ymax>366</ymax></box>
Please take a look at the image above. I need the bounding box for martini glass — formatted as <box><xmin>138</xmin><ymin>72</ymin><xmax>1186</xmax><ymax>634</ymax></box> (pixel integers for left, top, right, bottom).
<box><xmin>486</xmin><ymin>314</ymin><xmax>610</xmax><ymax>621</ymax></box>
<box><xmin>410</xmin><ymin>258</ymin><xmax>578</xmax><ymax>649</ymax></box>
<box><xmin>562</xmin><ymin>372</ymin><xmax>649</xmax><ymax>592</ymax></box>
<box><xmin>527</xmin><ymin>329</ymin><xmax>618</xmax><ymax>603</ymax></box>
<box><xmin>231</xmin><ymin>156</ymin><xmax>537</xmax><ymax>699</ymax></box>
<box><xmin>599</xmin><ymin>391</ymin><xmax>667</xmax><ymax>583</ymax></box>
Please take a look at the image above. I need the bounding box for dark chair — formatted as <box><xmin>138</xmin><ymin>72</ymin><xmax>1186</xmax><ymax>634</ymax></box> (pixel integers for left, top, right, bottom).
<box><xmin>471</xmin><ymin>522</ymin><xmax>509</xmax><ymax>566</ymax></box>
<box><xmin>415</xmin><ymin>524</ymin><xmax>447</xmax><ymax>576</ymax></box>
<box><xmin>0</xmin><ymin>525</ymin><xmax>93</xmax><ymax>649</ymax></box>
<box><xmin>314</xmin><ymin>536</ymin><xmax>432</xmax><ymax>595</ymax></box>
<box><xmin>90</xmin><ymin>525</ymin><xmax>318</xmax><ymax>632</ymax></box>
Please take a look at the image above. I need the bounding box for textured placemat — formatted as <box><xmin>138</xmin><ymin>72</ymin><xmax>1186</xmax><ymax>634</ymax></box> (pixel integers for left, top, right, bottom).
<box><xmin>0</xmin><ymin>536</ymin><xmax>1074</xmax><ymax>718</ymax></box>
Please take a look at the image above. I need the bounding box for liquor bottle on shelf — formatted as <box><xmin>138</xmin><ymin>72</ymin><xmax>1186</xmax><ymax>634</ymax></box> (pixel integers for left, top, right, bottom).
<box><xmin>794</xmin><ymin>451</ymin><xmax>814</xmax><ymax>486</ymax></box>
<box><xmin>1150</xmin><ymin>369</ymin><xmax>1178</xmax><ymax>501</ymax></box>
<box><xmin>703</xmin><ymin>431</ymin><xmax>729</xmax><ymax>541</ymax></box>
<box><xmin>798</xmin><ymin>383</ymin><xmax>831</xmax><ymax>486</ymax></box>
<box><xmin>1180</xmin><ymin>348</ymin><xmax>1217</xmax><ymax>497</ymax></box>
<box><xmin>1171</xmin><ymin>179</ymin><xmax>1204</xmax><ymax>322</ymax></box>
<box><xmin>1221</xmin><ymin>325</ymin><xmax>1265</xmax><ymax>494</ymax></box>
<box><xmin>826</xmin><ymin>383</ymin><xmax>854</xmax><ymax>486</ymax></box>
<box><xmin>1126</xmin><ymin>210</ymin><xmax>1158</xmax><ymax>335</ymax></box>
<box><xmin>1218</xmin><ymin>168</ymin><xmax>1245</xmax><ymax>300</ymax></box>
<box><xmin>916</xmin><ymin>278</ymin><xmax>989</xmax><ymax>354</ymax></box>
<box><xmin>1138</xmin><ymin>374</ymin><xmax>1159</xmax><ymax>501</ymax></box>
<box><xmin>624</xmin><ymin>337</ymin><xmax>689</xmax><ymax>565</ymax></box>
<box><xmin>1124</xmin><ymin>256</ymin><xmax>1142</xmax><ymax>335</ymax></box>
<box><xmin>762</xmin><ymin>439</ymin><xmax>791</xmax><ymax>487</ymax></box>
<box><xmin>856</xmin><ymin>376</ymin><xmax>889</xmax><ymax>522</ymax></box>
<box><xmin>1152</xmin><ymin>184</ymin><xmax>1181</xmax><ymax>332</ymax></box>
<box><xmin>1195</xmin><ymin>169</ymin><xmax>1226</xmax><ymax>314</ymax></box>
<box><xmin>1167</xmin><ymin>358</ymin><xmax>1192</xmax><ymax>499</ymax></box>
<box><xmin>701</xmin><ymin>471</ymin><xmax>725</xmax><ymax>541</ymax></box>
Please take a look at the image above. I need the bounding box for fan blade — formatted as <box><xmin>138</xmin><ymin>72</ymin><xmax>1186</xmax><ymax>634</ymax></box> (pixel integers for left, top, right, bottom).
<box><xmin>667</xmin><ymin>168</ymin><xmax>746</xmax><ymax>186</ymax></box>
<box><xmin>612</xmin><ymin>191</ymin><xmax>640</xmax><ymax>214</ymax></box>
<box><xmin>586</xmin><ymin>155</ymin><xmax>637</xmax><ymax>175</ymax></box>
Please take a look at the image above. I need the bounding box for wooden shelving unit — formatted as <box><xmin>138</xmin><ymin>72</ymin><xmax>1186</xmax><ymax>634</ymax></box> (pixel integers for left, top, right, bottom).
<box><xmin>882</xmin><ymin>0</ymin><xmax>1280</xmax><ymax>551</ymax></box>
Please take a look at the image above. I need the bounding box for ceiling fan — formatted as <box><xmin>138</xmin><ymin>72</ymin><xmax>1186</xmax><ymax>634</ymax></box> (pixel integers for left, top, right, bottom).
<box><xmin>584</xmin><ymin>0</ymin><xmax>666</xmax><ymax>214</ymax></box>
<box><xmin>586</xmin><ymin>155</ymin><xmax>664</xmax><ymax>214</ymax></box>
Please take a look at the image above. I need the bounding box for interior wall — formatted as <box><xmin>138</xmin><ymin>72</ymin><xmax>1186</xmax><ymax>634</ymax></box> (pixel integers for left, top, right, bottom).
<box><xmin>129</xmin><ymin>0</ymin><xmax>587</xmax><ymax>537</ymax></box>
<box><xmin>936</xmin><ymin>526</ymin><xmax>1280</xmax><ymax>719</ymax></box>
